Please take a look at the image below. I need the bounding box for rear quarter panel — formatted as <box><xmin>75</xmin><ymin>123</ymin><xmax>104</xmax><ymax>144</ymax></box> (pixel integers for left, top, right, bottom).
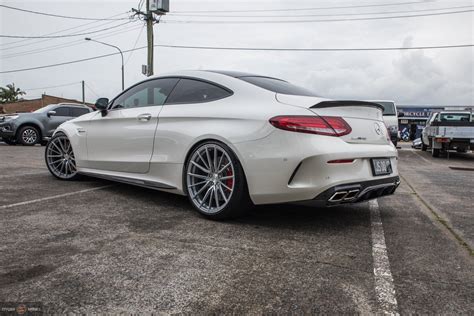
<box><xmin>152</xmin><ymin>93</ymin><xmax>314</xmax><ymax>165</ymax></box>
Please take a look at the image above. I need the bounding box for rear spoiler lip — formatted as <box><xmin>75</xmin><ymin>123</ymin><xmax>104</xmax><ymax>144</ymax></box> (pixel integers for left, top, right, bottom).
<box><xmin>310</xmin><ymin>100</ymin><xmax>384</xmax><ymax>111</ymax></box>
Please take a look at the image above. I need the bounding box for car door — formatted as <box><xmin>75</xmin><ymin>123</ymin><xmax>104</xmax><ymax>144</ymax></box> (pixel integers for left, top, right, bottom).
<box><xmin>85</xmin><ymin>78</ymin><xmax>179</xmax><ymax>174</ymax></box>
<box><xmin>45</xmin><ymin>106</ymin><xmax>73</xmax><ymax>136</ymax></box>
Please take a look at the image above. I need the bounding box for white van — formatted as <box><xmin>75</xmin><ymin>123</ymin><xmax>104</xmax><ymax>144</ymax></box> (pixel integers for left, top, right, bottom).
<box><xmin>367</xmin><ymin>100</ymin><xmax>400</xmax><ymax>146</ymax></box>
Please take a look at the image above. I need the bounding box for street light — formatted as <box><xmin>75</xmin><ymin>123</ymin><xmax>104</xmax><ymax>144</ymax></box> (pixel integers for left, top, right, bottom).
<box><xmin>85</xmin><ymin>37</ymin><xmax>124</xmax><ymax>91</ymax></box>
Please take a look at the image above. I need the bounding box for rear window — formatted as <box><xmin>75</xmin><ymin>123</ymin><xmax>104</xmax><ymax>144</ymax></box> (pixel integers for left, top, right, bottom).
<box><xmin>374</xmin><ymin>102</ymin><xmax>396</xmax><ymax>115</ymax></box>
<box><xmin>239</xmin><ymin>76</ymin><xmax>318</xmax><ymax>97</ymax></box>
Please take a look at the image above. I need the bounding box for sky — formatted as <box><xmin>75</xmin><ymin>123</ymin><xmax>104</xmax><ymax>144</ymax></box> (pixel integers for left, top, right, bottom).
<box><xmin>0</xmin><ymin>0</ymin><xmax>473</xmax><ymax>105</ymax></box>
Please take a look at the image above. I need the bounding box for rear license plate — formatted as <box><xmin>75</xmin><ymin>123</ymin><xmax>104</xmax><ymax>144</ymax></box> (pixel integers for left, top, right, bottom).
<box><xmin>371</xmin><ymin>158</ymin><xmax>392</xmax><ymax>176</ymax></box>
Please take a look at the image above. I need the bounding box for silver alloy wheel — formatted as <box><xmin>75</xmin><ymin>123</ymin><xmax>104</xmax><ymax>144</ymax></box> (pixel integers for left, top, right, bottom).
<box><xmin>22</xmin><ymin>128</ymin><xmax>38</xmax><ymax>145</ymax></box>
<box><xmin>46</xmin><ymin>135</ymin><xmax>77</xmax><ymax>179</ymax></box>
<box><xmin>187</xmin><ymin>144</ymin><xmax>235</xmax><ymax>214</ymax></box>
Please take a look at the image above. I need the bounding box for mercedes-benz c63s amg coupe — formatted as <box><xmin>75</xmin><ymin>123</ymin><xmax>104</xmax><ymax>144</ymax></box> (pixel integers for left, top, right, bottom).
<box><xmin>45</xmin><ymin>70</ymin><xmax>399</xmax><ymax>219</ymax></box>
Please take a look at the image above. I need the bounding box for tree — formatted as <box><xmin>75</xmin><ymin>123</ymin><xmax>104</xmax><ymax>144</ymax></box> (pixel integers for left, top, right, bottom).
<box><xmin>0</xmin><ymin>83</ymin><xmax>26</xmax><ymax>104</ymax></box>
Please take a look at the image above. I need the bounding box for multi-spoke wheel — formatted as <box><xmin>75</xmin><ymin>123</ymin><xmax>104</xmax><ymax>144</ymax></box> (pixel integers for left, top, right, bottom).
<box><xmin>45</xmin><ymin>133</ymin><xmax>80</xmax><ymax>180</ymax></box>
<box><xmin>185</xmin><ymin>141</ymin><xmax>252</xmax><ymax>219</ymax></box>
<box><xmin>17</xmin><ymin>125</ymin><xmax>40</xmax><ymax>146</ymax></box>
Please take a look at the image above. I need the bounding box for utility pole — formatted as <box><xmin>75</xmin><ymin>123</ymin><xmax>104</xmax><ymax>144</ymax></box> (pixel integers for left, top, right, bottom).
<box><xmin>81</xmin><ymin>80</ymin><xmax>85</xmax><ymax>104</ymax></box>
<box><xmin>133</xmin><ymin>0</ymin><xmax>168</xmax><ymax>77</ymax></box>
<box><xmin>146</xmin><ymin>0</ymin><xmax>154</xmax><ymax>77</ymax></box>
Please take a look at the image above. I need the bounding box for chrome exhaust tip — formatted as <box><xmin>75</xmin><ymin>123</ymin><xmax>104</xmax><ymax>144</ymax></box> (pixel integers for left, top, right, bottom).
<box><xmin>343</xmin><ymin>189</ymin><xmax>360</xmax><ymax>201</ymax></box>
<box><xmin>328</xmin><ymin>191</ymin><xmax>348</xmax><ymax>202</ymax></box>
<box><xmin>328</xmin><ymin>189</ymin><xmax>360</xmax><ymax>203</ymax></box>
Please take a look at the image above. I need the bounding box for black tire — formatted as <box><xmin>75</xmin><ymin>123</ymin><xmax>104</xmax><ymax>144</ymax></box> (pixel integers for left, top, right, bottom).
<box><xmin>421</xmin><ymin>143</ymin><xmax>427</xmax><ymax>151</ymax></box>
<box><xmin>432</xmin><ymin>148</ymin><xmax>440</xmax><ymax>158</ymax></box>
<box><xmin>17</xmin><ymin>125</ymin><xmax>40</xmax><ymax>146</ymax></box>
<box><xmin>3</xmin><ymin>138</ymin><xmax>17</xmax><ymax>145</ymax></box>
<box><xmin>184</xmin><ymin>140</ymin><xmax>253</xmax><ymax>220</ymax></box>
<box><xmin>40</xmin><ymin>141</ymin><xmax>48</xmax><ymax>146</ymax></box>
<box><xmin>45</xmin><ymin>132</ymin><xmax>81</xmax><ymax>181</ymax></box>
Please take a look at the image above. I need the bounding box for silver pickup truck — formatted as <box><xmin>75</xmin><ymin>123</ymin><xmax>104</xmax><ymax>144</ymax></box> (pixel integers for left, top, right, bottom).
<box><xmin>421</xmin><ymin>111</ymin><xmax>474</xmax><ymax>157</ymax></box>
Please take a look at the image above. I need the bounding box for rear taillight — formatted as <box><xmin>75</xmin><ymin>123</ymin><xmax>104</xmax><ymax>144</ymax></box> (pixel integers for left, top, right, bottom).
<box><xmin>269</xmin><ymin>116</ymin><xmax>352</xmax><ymax>137</ymax></box>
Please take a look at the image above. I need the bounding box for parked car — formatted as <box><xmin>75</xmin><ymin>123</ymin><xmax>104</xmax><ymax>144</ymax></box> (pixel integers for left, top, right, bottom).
<box><xmin>0</xmin><ymin>103</ymin><xmax>92</xmax><ymax>146</ymax></box>
<box><xmin>366</xmin><ymin>100</ymin><xmax>403</xmax><ymax>147</ymax></box>
<box><xmin>45</xmin><ymin>70</ymin><xmax>399</xmax><ymax>219</ymax></box>
<box><xmin>421</xmin><ymin>110</ymin><xmax>474</xmax><ymax>157</ymax></box>
<box><xmin>412</xmin><ymin>138</ymin><xmax>422</xmax><ymax>149</ymax></box>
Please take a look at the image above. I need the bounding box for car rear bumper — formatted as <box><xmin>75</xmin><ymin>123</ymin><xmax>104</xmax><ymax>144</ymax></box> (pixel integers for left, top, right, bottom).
<box><xmin>311</xmin><ymin>176</ymin><xmax>400</xmax><ymax>206</ymax></box>
<box><xmin>233</xmin><ymin>129</ymin><xmax>399</xmax><ymax>205</ymax></box>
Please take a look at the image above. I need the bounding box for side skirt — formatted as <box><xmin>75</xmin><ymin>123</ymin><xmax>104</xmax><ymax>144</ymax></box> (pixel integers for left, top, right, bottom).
<box><xmin>79</xmin><ymin>171</ymin><xmax>177</xmax><ymax>191</ymax></box>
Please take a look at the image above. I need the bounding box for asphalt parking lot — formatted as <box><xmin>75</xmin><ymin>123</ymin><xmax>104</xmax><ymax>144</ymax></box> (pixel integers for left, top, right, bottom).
<box><xmin>0</xmin><ymin>142</ymin><xmax>473</xmax><ymax>314</ymax></box>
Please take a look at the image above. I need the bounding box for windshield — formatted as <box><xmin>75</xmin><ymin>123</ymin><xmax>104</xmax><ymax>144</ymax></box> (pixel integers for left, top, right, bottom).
<box><xmin>439</xmin><ymin>113</ymin><xmax>471</xmax><ymax>122</ymax></box>
<box><xmin>33</xmin><ymin>104</ymin><xmax>56</xmax><ymax>113</ymax></box>
<box><xmin>239</xmin><ymin>76</ymin><xmax>319</xmax><ymax>97</ymax></box>
<box><xmin>374</xmin><ymin>102</ymin><xmax>396</xmax><ymax>115</ymax></box>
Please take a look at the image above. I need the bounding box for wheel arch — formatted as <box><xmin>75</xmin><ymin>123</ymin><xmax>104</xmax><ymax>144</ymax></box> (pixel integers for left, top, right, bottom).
<box><xmin>181</xmin><ymin>136</ymin><xmax>250</xmax><ymax>196</ymax></box>
<box><xmin>16</xmin><ymin>122</ymin><xmax>43</xmax><ymax>140</ymax></box>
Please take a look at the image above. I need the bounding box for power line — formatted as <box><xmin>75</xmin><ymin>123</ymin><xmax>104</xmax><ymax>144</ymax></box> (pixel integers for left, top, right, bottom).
<box><xmin>0</xmin><ymin>4</ymin><xmax>130</xmax><ymax>21</ymax></box>
<box><xmin>161</xmin><ymin>9</ymin><xmax>474</xmax><ymax>24</ymax></box>
<box><xmin>0</xmin><ymin>21</ymin><xmax>134</xmax><ymax>39</ymax></box>
<box><xmin>167</xmin><ymin>5</ymin><xmax>473</xmax><ymax>18</ymax></box>
<box><xmin>23</xmin><ymin>82</ymin><xmax>81</xmax><ymax>91</ymax></box>
<box><xmin>1</xmin><ymin>43</ymin><xmax>473</xmax><ymax>74</ymax></box>
<box><xmin>171</xmin><ymin>1</ymin><xmax>432</xmax><ymax>13</ymax></box>
<box><xmin>0</xmin><ymin>24</ymin><xmax>144</xmax><ymax>59</ymax></box>
<box><xmin>85</xmin><ymin>83</ymin><xmax>100</xmax><ymax>98</ymax></box>
<box><xmin>154</xmin><ymin>43</ymin><xmax>474</xmax><ymax>51</ymax></box>
<box><xmin>125</xmin><ymin>24</ymin><xmax>146</xmax><ymax>65</ymax></box>
<box><xmin>0</xmin><ymin>13</ymin><xmax>131</xmax><ymax>51</ymax></box>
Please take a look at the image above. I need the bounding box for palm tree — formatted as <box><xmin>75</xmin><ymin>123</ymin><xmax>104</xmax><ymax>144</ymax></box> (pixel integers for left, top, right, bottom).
<box><xmin>0</xmin><ymin>83</ymin><xmax>26</xmax><ymax>104</ymax></box>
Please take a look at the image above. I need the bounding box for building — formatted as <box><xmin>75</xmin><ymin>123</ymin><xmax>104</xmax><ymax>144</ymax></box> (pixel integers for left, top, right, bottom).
<box><xmin>398</xmin><ymin>105</ymin><xmax>474</xmax><ymax>140</ymax></box>
<box><xmin>0</xmin><ymin>94</ymin><xmax>94</xmax><ymax>114</ymax></box>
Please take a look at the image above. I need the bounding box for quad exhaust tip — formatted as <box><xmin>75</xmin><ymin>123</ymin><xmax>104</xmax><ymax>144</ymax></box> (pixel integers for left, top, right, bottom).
<box><xmin>328</xmin><ymin>181</ymin><xmax>399</xmax><ymax>204</ymax></box>
<box><xmin>328</xmin><ymin>189</ymin><xmax>360</xmax><ymax>202</ymax></box>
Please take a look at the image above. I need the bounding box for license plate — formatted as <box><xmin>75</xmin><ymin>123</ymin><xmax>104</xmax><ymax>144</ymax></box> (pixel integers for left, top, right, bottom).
<box><xmin>371</xmin><ymin>158</ymin><xmax>392</xmax><ymax>176</ymax></box>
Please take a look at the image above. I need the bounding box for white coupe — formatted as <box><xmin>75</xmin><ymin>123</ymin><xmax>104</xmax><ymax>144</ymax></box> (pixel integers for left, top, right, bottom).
<box><xmin>45</xmin><ymin>70</ymin><xmax>399</xmax><ymax>219</ymax></box>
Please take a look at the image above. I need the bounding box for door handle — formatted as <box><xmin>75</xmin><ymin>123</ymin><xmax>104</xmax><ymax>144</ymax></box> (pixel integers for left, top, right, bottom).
<box><xmin>137</xmin><ymin>113</ymin><xmax>152</xmax><ymax>122</ymax></box>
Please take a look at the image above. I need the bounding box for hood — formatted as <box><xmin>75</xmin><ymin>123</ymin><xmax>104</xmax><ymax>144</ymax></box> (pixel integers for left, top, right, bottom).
<box><xmin>0</xmin><ymin>113</ymin><xmax>33</xmax><ymax>122</ymax></box>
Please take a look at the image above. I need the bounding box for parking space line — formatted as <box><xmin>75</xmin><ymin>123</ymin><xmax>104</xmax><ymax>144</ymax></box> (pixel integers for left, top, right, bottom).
<box><xmin>369</xmin><ymin>199</ymin><xmax>399</xmax><ymax>315</ymax></box>
<box><xmin>0</xmin><ymin>185</ymin><xmax>114</xmax><ymax>210</ymax></box>
<box><xmin>0</xmin><ymin>171</ymin><xmax>49</xmax><ymax>179</ymax></box>
<box><xmin>410</xmin><ymin>149</ymin><xmax>434</xmax><ymax>165</ymax></box>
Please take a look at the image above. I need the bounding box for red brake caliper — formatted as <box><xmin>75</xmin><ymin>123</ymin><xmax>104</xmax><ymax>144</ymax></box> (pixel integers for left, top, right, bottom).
<box><xmin>225</xmin><ymin>167</ymin><xmax>233</xmax><ymax>191</ymax></box>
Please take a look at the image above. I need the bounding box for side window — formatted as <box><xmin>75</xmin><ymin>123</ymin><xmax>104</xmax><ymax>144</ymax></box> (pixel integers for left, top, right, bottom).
<box><xmin>152</xmin><ymin>78</ymin><xmax>179</xmax><ymax>105</ymax></box>
<box><xmin>112</xmin><ymin>78</ymin><xmax>179</xmax><ymax>109</ymax></box>
<box><xmin>71</xmin><ymin>107</ymin><xmax>90</xmax><ymax>117</ymax></box>
<box><xmin>53</xmin><ymin>107</ymin><xmax>70</xmax><ymax>116</ymax></box>
<box><xmin>165</xmin><ymin>79</ymin><xmax>232</xmax><ymax>104</ymax></box>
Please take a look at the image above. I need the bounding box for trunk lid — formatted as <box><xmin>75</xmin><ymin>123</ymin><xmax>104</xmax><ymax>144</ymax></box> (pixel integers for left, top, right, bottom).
<box><xmin>276</xmin><ymin>94</ymin><xmax>389</xmax><ymax>145</ymax></box>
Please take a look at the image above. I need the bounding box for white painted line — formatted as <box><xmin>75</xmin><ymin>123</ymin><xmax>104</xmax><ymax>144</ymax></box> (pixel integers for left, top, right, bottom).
<box><xmin>369</xmin><ymin>199</ymin><xmax>399</xmax><ymax>315</ymax></box>
<box><xmin>0</xmin><ymin>171</ymin><xmax>49</xmax><ymax>179</ymax></box>
<box><xmin>411</xmin><ymin>150</ymin><xmax>434</xmax><ymax>165</ymax></box>
<box><xmin>0</xmin><ymin>185</ymin><xmax>113</xmax><ymax>210</ymax></box>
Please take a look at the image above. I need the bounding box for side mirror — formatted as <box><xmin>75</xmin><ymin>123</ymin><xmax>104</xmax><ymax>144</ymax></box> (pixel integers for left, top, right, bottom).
<box><xmin>47</xmin><ymin>110</ymin><xmax>56</xmax><ymax>117</ymax></box>
<box><xmin>95</xmin><ymin>98</ymin><xmax>109</xmax><ymax>116</ymax></box>
<box><xmin>398</xmin><ymin>112</ymin><xmax>404</xmax><ymax>117</ymax></box>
